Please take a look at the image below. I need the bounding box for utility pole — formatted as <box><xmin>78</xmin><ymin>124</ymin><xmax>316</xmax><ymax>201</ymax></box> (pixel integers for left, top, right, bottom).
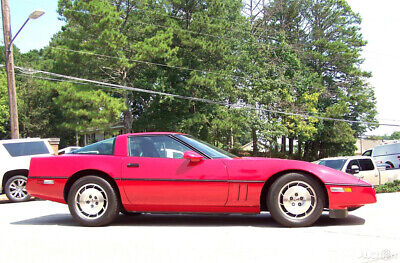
<box><xmin>1</xmin><ymin>0</ymin><xmax>19</xmax><ymax>139</ymax></box>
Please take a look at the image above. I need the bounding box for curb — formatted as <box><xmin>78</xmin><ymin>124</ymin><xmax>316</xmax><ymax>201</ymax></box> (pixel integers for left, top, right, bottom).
<box><xmin>0</xmin><ymin>194</ymin><xmax>10</xmax><ymax>204</ymax></box>
<box><xmin>0</xmin><ymin>195</ymin><xmax>39</xmax><ymax>204</ymax></box>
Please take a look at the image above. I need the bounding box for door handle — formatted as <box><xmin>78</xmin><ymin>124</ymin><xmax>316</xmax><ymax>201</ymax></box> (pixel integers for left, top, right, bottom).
<box><xmin>127</xmin><ymin>163</ymin><xmax>139</xmax><ymax>168</ymax></box>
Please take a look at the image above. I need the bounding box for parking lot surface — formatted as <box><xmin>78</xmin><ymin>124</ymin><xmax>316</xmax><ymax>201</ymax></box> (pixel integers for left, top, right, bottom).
<box><xmin>0</xmin><ymin>193</ymin><xmax>399</xmax><ymax>263</ymax></box>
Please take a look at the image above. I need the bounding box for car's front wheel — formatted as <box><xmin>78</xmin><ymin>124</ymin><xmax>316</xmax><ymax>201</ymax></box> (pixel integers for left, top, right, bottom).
<box><xmin>68</xmin><ymin>176</ymin><xmax>119</xmax><ymax>227</ymax></box>
<box><xmin>5</xmin><ymin>175</ymin><xmax>31</xmax><ymax>202</ymax></box>
<box><xmin>267</xmin><ymin>173</ymin><xmax>325</xmax><ymax>227</ymax></box>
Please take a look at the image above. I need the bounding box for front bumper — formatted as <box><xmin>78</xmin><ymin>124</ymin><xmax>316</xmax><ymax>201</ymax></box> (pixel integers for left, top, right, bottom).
<box><xmin>325</xmin><ymin>184</ymin><xmax>377</xmax><ymax>210</ymax></box>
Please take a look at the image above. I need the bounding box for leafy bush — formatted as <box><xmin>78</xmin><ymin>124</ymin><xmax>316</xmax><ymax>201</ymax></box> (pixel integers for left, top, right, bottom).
<box><xmin>375</xmin><ymin>180</ymin><xmax>400</xmax><ymax>193</ymax></box>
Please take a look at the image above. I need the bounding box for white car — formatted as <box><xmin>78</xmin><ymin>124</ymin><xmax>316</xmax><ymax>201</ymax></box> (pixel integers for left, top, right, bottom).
<box><xmin>315</xmin><ymin>156</ymin><xmax>400</xmax><ymax>186</ymax></box>
<box><xmin>0</xmin><ymin>138</ymin><xmax>54</xmax><ymax>202</ymax></box>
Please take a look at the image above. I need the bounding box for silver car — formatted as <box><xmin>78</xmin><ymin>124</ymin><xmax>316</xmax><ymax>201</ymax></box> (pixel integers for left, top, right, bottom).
<box><xmin>362</xmin><ymin>143</ymin><xmax>400</xmax><ymax>168</ymax></box>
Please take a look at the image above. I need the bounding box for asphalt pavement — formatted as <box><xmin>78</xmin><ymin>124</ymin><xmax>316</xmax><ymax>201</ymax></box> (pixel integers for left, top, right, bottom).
<box><xmin>0</xmin><ymin>193</ymin><xmax>399</xmax><ymax>263</ymax></box>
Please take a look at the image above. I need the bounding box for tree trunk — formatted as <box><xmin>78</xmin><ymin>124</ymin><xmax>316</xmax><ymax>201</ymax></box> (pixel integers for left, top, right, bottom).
<box><xmin>121</xmin><ymin>71</ymin><xmax>133</xmax><ymax>133</ymax></box>
<box><xmin>281</xmin><ymin>136</ymin><xmax>286</xmax><ymax>153</ymax></box>
<box><xmin>288</xmin><ymin>137</ymin><xmax>294</xmax><ymax>155</ymax></box>
<box><xmin>273</xmin><ymin>136</ymin><xmax>278</xmax><ymax>151</ymax></box>
<box><xmin>75</xmin><ymin>132</ymin><xmax>79</xmax><ymax>146</ymax></box>
<box><xmin>304</xmin><ymin>141</ymin><xmax>310</xmax><ymax>160</ymax></box>
<box><xmin>297</xmin><ymin>139</ymin><xmax>302</xmax><ymax>160</ymax></box>
<box><xmin>123</xmin><ymin>92</ymin><xmax>133</xmax><ymax>133</ymax></box>
<box><xmin>252</xmin><ymin>128</ymin><xmax>258</xmax><ymax>155</ymax></box>
<box><xmin>230</xmin><ymin>127</ymin><xmax>234</xmax><ymax>149</ymax></box>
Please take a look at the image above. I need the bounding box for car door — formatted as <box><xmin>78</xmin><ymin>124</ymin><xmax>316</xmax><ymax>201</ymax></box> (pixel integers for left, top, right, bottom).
<box><xmin>345</xmin><ymin>159</ymin><xmax>362</xmax><ymax>179</ymax></box>
<box><xmin>357</xmin><ymin>159</ymin><xmax>379</xmax><ymax>185</ymax></box>
<box><xmin>121</xmin><ymin>135</ymin><xmax>229</xmax><ymax>207</ymax></box>
<box><xmin>345</xmin><ymin>159</ymin><xmax>379</xmax><ymax>185</ymax></box>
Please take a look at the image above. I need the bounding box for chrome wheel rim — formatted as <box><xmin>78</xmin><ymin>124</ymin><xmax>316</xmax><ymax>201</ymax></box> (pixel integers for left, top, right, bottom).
<box><xmin>278</xmin><ymin>181</ymin><xmax>317</xmax><ymax>220</ymax></box>
<box><xmin>9</xmin><ymin>178</ymin><xmax>28</xmax><ymax>200</ymax></box>
<box><xmin>74</xmin><ymin>184</ymin><xmax>108</xmax><ymax>219</ymax></box>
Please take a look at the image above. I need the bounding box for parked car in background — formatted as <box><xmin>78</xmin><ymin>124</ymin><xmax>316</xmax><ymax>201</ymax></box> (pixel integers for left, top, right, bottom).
<box><xmin>0</xmin><ymin>138</ymin><xmax>54</xmax><ymax>202</ymax></box>
<box><xmin>316</xmin><ymin>156</ymin><xmax>400</xmax><ymax>186</ymax></box>
<box><xmin>58</xmin><ymin>146</ymin><xmax>81</xmax><ymax>155</ymax></box>
<box><xmin>362</xmin><ymin>143</ymin><xmax>400</xmax><ymax>168</ymax></box>
<box><xmin>26</xmin><ymin>132</ymin><xmax>376</xmax><ymax>227</ymax></box>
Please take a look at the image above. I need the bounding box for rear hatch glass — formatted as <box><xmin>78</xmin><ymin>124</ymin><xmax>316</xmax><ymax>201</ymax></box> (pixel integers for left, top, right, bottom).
<box><xmin>3</xmin><ymin>141</ymin><xmax>49</xmax><ymax>157</ymax></box>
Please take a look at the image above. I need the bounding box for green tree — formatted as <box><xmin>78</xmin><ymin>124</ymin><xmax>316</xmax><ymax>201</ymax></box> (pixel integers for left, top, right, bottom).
<box><xmin>54</xmin><ymin>0</ymin><xmax>248</xmax><ymax>149</ymax></box>
<box><xmin>53</xmin><ymin>83</ymin><xmax>126</xmax><ymax>144</ymax></box>
<box><xmin>257</xmin><ymin>0</ymin><xmax>377</xmax><ymax>159</ymax></box>
<box><xmin>0</xmin><ymin>70</ymin><xmax>9</xmax><ymax>137</ymax></box>
<box><xmin>390</xmin><ymin>132</ymin><xmax>400</xmax><ymax>140</ymax></box>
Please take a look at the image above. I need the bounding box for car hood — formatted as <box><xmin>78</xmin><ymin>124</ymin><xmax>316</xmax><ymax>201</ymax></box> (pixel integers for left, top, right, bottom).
<box><xmin>224</xmin><ymin>157</ymin><xmax>370</xmax><ymax>186</ymax></box>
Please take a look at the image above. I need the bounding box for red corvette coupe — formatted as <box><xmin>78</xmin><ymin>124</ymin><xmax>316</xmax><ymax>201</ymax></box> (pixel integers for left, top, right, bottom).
<box><xmin>26</xmin><ymin>132</ymin><xmax>376</xmax><ymax>227</ymax></box>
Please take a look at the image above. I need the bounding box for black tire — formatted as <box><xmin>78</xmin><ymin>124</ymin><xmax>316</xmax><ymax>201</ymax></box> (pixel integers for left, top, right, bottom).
<box><xmin>67</xmin><ymin>176</ymin><xmax>119</xmax><ymax>227</ymax></box>
<box><xmin>267</xmin><ymin>173</ymin><xmax>325</xmax><ymax>227</ymax></box>
<box><xmin>386</xmin><ymin>162</ymin><xmax>394</xmax><ymax>169</ymax></box>
<box><xmin>5</xmin><ymin>175</ymin><xmax>31</xmax><ymax>202</ymax></box>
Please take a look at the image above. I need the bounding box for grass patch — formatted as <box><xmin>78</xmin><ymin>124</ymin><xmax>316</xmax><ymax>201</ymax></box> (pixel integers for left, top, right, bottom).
<box><xmin>375</xmin><ymin>180</ymin><xmax>400</xmax><ymax>193</ymax></box>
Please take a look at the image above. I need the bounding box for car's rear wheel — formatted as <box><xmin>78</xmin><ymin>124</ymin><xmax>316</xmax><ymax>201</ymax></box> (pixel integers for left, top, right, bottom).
<box><xmin>386</xmin><ymin>162</ymin><xmax>394</xmax><ymax>169</ymax></box>
<box><xmin>267</xmin><ymin>173</ymin><xmax>325</xmax><ymax>227</ymax></box>
<box><xmin>68</xmin><ymin>176</ymin><xmax>119</xmax><ymax>227</ymax></box>
<box><xmin>5</xmin><ymin>175</ymin><xmax>31</xmax><ymax>202</ymax></box>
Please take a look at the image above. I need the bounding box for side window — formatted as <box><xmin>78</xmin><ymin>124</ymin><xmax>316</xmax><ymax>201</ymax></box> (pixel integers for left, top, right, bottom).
<box><xmin>358</xmin><ymin>159</ymin><xmax>375</xmax><ymax>171</ymax></box>
<box><xmin>73</xmin><ymin>138</ymin><xmax>116</xmax><ymax>155</ymax></box>
<box><xmin>346</xmin><ymin>159</ymin><xmax>359</xmax><ymax>172</ymax></box>
<box><xmin>362</xmin><ymin>150</ymin><xmax>372</xmax><ymax>157</ymax></box>
<box><xmin>129</xmin><ymin>136</ymin><xmax>192</xmax><ymax>159</ymax></box>
<box><xmin>3</xmin><ymin>141</ymin><xmax>50</xmax><ymax>157</ymax></box>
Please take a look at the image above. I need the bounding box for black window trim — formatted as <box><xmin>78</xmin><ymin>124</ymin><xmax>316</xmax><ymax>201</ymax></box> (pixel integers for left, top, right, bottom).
<box><xmin>346</xmin><ymin>159</ymin><xmax>360</xmax><ymax>173</ymax></box>
<box><xmin>126</xmin><ymin>134</ymin><xmax>211</xmax><ymax>159</ymax></box>
<box><xmin>170</xmin><ymin>135</ymin><xmax>212</xmax><ymax>159</ymax></box>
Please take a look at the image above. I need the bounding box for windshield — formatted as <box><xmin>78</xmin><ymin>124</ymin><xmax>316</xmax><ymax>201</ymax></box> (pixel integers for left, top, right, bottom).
<box><xmin>317</xmin><ymin>159</ymin><xmax>346</xmax><ymax>171</ymax></box>
<box><xmin>72</xmin><ymin>138</ymin><xmax>116</xmax><ymax>155</ymax></box>
<box><xmin>175</xmin><ymin>135</ymin><xmax>237</xmax><ymax>159</ymax></box>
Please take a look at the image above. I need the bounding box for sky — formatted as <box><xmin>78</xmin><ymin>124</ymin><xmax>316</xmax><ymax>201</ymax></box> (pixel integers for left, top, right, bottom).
<box><xmin>5</xmin><ymin>0</ymin><xmax>400</xmax><ymax>136</ymax></box>
<box><xmin>7</xmin><ymin>0</ymin><xmax>63</xmax><ymax>52</ymax></box>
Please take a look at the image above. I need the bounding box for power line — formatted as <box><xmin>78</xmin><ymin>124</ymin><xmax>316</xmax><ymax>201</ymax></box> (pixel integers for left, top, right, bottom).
<box><xmin>50</xmin><ymin>46</ymin><xmax>233</xmax><ymax>77</ymax></box>
<box><xmin>27</xmin><ymin>47</ymin><xmax>325</xmax><ymax>117</ymax></box>
<box><xmin>47</xmin><ymin>46</ymin><xmax>371</xmax><ymax>116</ymax></box>
<box><xmin>7</xmin><ymin>64</ymin><xmax>400</xmax><ymax>127</ymax></box>
<box><xmin>16</xmin><ymin>72</ymin><xmax>91</xmax><ymax>86</ymax></box>
<box><xmin>49</xmin><ymin>46</ymin><xmax>295</xmax><ymax>88</ymax></box>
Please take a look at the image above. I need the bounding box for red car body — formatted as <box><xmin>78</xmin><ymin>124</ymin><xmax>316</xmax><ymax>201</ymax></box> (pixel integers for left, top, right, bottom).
<box><xmin>26</xmin><ymin>132</ymin><xmax>376</xmax><ymax>219</ymax></box>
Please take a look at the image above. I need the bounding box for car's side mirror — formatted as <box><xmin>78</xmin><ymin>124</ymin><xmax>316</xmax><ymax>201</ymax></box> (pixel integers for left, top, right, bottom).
<box><xmin>183</xmin><ymin>151</ymin><xmax>203</xmax><ymax>163</ymax></box>
<box><xmin>348</xmin><ymin>165</ymin><xmax>360</xmax><ymax>174</ymax></box>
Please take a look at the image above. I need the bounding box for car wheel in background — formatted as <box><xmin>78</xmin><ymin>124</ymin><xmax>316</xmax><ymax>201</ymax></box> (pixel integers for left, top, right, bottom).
<box><xmin>386</xmin><ymin>162</ymin><xmax>394</xmax><ymax>169</ymax></box>
<box><xmin>5</xmin><ymin>175</ymin><xmax>31</xmax><ymax>202</ymax></box>
<box><xmin>68</xmin><ymin>176</ymin><xmax>119</xmax><ymax>227</ymax></box>
<box><xmin>267</xmin><ymin>173</ymin><xmax>325</xmax><ymax>227</ymax></box>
